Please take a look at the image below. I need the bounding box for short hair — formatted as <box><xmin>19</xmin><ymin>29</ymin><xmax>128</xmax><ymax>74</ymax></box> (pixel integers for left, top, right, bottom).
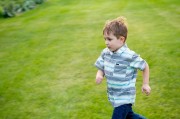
<box><xmin>103</xmin><ymin>16</ymin><xmax>128</xmax><ymax>40</ymax></box>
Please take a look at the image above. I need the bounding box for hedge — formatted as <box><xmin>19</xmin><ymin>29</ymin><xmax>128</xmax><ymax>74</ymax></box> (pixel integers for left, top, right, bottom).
<box><xmin>0</xmin><ymin>0</ymin><xmax>46</xmax><ymax>18</ymax></box>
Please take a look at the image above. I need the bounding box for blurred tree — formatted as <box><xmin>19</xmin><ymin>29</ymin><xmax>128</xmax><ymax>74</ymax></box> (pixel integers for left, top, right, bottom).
<box><xmin>0</xmin><ymin>0</ymin><xmax>24</xmax><ymax>17</ymax></box>
<box><xmin>0</xmin><ymin>0</ymin><xmax>46</xmax><ymax>18</ymax></box>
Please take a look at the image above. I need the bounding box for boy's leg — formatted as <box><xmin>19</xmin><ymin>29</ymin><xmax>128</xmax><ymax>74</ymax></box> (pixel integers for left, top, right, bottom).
<box><xmin>112</xmin><ymin>104</ymin><xmax>132</xmax><ymax>119</ymax></box>
<box><xmin>126</xmin><ymin>109</ymin><xmax>146</xmax><ymax>119</ymax></box>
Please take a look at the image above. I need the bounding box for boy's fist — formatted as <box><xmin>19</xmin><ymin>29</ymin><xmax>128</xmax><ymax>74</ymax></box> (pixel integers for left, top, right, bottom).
<box><xmin>96</xmin><ymin>75</ymin><xmax>103</xmax><ymax>84</ymax></box>
<box><xmin>142</xmin><ymin>84</ymin><xmax>151</xmax><ymax>95</ymax></box>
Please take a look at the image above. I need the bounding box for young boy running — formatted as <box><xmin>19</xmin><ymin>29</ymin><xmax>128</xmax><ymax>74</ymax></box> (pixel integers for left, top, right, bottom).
<box><xmin>94</xmin><ymin>16</ymin><xmax>151</xmax><ymax>119</ymax></box>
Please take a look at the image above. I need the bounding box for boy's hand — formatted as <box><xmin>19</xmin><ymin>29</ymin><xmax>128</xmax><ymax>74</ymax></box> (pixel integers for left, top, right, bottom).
<box><xmin>142</xmin><ymin>84</ymin><xmax>151</xmax><ymax>95</ymax></box>
<box><xmin>96</xmin><ymin>70</ymin><xmax>104</xmax><ymax>84</ymax></box>
<box><xmin>96</xmin><ymin>74</ymin><xmax>103</xmax><ymax>84</ymax></box>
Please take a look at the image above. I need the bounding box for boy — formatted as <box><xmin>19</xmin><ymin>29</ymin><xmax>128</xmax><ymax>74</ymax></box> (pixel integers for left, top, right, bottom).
<box><xmin>94</xmin><ymin>16</ymin><xmax>151</xmax><ymax>119</ymax></box>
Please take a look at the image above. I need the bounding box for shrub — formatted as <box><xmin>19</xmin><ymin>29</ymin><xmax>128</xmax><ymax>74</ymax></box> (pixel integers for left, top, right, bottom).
<box><xmin>34</xmin><ymin>0</ymin><xmax>45</xmax><ymax>4</ymax></box>
<box><xmin>22</xmin><ymin>0</ymin><xmax>36</xmax><ymax>11</ymax></box>
<box><xmin>0</xmin><ymin>0</ymin><xmax>46</xmax><ymax>18</ymax></box>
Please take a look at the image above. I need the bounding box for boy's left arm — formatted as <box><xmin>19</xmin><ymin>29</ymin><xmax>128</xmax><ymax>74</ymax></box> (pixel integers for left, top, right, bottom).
<box><xmin>142</xmin><ymin>63</ymin><xmax>151</xmax><ymax>95</ymax></box>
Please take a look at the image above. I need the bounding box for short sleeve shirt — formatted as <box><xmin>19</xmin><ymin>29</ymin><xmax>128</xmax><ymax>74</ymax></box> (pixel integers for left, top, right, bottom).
<box><xmin>95</xmin><ymin>44</ymin><xmax>146</xmax><ymax>107</ymax></box>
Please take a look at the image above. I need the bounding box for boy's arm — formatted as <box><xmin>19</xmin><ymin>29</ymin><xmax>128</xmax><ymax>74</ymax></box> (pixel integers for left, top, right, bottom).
<box><xmin>96</xmin><ymin>70</ymin><xmax>104</xmax><ymax>84</ymax></box>
<box><xmin>142</xmin><ymin>63</ymin><xmax>151</xmax><ymax>95</ymax></box>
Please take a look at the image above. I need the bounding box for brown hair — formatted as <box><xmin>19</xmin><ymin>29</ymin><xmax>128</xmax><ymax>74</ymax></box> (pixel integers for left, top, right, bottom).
<box><xmin>103</xmin><ymin>16</ymin><xmax>128</xmax><ymax>41</ymax></box>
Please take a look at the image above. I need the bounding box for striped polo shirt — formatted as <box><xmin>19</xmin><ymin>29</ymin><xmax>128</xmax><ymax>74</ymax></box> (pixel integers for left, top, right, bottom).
<box><xmin>95</xmin><ymin>44</ymin><xmax>146</xmax><ymax>107</ymax></box>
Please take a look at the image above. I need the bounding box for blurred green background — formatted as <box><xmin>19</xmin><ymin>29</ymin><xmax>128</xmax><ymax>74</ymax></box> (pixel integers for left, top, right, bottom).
<box><xmin>0</xmin><ymin>0</ymin><xmax>179</xmax><ymax>119</ymax></box>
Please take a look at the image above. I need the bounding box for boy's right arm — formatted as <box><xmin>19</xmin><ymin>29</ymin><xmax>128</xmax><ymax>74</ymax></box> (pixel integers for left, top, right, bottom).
<box><xmin>96</xmin><ymin>70</ymin><xmax>104</xmax><ymax>84</ymax></box>
<box><xmin>142</xmin><ymin>63</ymin><xmax>151</xmax><ymax>95</ymax></box>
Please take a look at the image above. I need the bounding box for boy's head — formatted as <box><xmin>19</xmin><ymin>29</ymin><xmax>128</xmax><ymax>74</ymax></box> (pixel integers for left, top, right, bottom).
<box><xmin>103</xmin><ymin>16</ymin><xmax>128</xmax><ymax>42</ymax></box>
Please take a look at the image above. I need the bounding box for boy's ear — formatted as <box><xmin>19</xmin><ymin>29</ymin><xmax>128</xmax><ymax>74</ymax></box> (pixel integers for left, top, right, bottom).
<box><xmin>120</xmin><ymin>36</ymin><xmax>125</xmax><ymax>43</ymax></box>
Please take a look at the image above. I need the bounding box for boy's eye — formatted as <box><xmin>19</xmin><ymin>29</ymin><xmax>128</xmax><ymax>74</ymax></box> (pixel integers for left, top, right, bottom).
<box><xmin>104</xmin><ymin>37</ymin><xmax>112</xmax><ymax>41</ymax></box>
<box><xmin>104</xmin><ymin>38</ymin><xmax>111</xmax><ymax>41</ymax></box>
<box><xmin>107</xmin><ymin>38</ymin><xmax>112</xmax><ymax>41</ymax></box>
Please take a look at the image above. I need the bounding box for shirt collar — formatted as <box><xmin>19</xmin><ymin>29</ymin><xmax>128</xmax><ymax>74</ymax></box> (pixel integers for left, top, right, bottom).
<box><xmin>109</xmin><ymin>43</ymin><xmax>128</xmax><ymax>55</ymax></box>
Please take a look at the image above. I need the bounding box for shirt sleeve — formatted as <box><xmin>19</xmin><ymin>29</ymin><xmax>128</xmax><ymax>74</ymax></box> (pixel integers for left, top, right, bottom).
<box><xmin>94</xmin><ymin>50</ymin><xmax>105</xmax><ymax>71</ymax></box>
<box><xmin>130</xmin><ymin>54</ymin><xmax>146</xmax><ymax>71</ymax></box>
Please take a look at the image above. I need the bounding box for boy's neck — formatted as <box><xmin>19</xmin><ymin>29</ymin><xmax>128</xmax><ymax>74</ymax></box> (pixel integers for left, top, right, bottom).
<box><xmin>113</xmin><ymin>43</ymin><xmax>126</xmax><ymax>52</ymax></box>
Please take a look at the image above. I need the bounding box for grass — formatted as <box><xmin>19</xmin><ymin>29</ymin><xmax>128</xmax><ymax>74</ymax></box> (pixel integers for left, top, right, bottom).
<box><xmin>0</xmin><ymin>0</ymin><xmax>179</xmax><ymax>119</ymax></box>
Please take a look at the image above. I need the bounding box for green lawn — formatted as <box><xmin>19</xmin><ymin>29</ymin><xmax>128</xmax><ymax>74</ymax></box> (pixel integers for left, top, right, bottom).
<box><xmin>0</xmin><ymin>0</ymin><xmax>179</xmax><ymax>119</ymax></box>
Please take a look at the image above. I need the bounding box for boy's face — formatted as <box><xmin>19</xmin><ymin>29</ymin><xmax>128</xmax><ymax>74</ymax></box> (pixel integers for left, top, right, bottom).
<box><xmin>104</xmin><ymin>32</ymin><xmax>125</xmax><ymax>52</ymax></box>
